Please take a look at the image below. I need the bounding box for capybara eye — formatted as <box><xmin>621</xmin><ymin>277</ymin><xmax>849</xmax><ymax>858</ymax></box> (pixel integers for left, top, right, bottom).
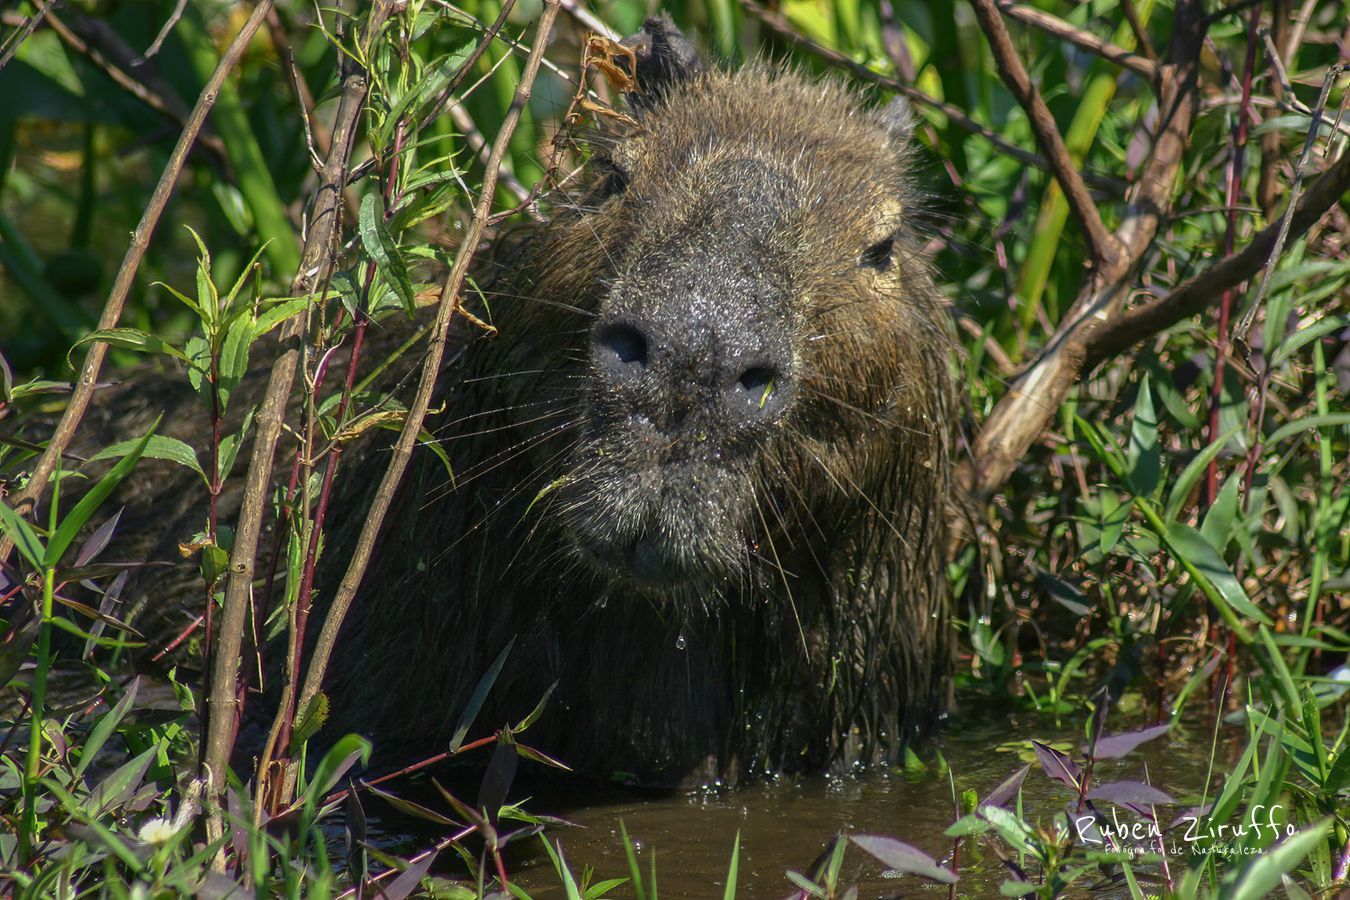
<box><xmin>596</xmin><ymin>160</ymin><xmax>631</xmax><ymax>199</ymax></box>
<box><xmin>861</xmin><ymin>237</ymin><xmax>894</xmax><ymax>271</ymax></box>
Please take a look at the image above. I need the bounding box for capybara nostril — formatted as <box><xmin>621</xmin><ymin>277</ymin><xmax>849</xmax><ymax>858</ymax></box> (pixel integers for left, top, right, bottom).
<box><xmin>593</xmin><ymin>322</ymin><xmax>649</xmax><ymax>384</ymax></box>
<box><xmin>730</xmin><ymin>365</ymin><xmax>785</xmax><ymax>417</ymax></box>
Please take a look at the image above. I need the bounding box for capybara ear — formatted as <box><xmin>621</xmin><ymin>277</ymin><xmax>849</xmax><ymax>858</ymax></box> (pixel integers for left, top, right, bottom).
<box><xmin>621</xmin><ymin>12</ymin><xmax>705</xmax><ymax>109</ymax></box>
<box><xmin>877</xmin><ymin>96</ymin><xmax>915</xmax><ymax>147</ymax></box>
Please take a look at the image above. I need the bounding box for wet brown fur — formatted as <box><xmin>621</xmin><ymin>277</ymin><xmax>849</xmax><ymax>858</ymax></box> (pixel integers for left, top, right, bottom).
<box><xmin>322</xmin><ymin>32</ymin><xmax>959</xmax><ymax>785</ymax></box>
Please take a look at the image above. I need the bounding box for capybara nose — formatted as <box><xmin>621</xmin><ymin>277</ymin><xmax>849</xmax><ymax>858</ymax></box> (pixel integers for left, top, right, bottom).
<box><xmin>593</xmin><ymin>320</ymin><xmax>650</xmax><ymax>385</ymax></box>
<box><xmin>724</xmin><ymin>358</ymin><xmax>788</xmax><ymax>423</ymax></box>
<box><xmin>592</xmin><ymin>317</ymin><xmax>791</xmax><ymax>428</ymax></box>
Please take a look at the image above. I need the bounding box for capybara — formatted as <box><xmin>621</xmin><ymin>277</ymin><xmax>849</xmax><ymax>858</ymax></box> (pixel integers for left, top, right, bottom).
<box><xmin>321</xmin><ymin>15</ymin><xmax>959</xmax><ymax>786</ymax></box>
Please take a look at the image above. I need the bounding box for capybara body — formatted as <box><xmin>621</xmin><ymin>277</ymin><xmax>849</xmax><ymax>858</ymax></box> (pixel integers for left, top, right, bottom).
<box><xmin>322</xmin><ymin>17</ymin><xmax>959</xmax><ymax>786</ymax></box>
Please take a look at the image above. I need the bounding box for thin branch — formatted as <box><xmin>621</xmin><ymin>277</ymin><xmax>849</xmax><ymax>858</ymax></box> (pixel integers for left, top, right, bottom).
<box><xmin>739</xmin><ymin>0</ymin><xmax>1127</xmax><ymax>193</ymax></box>
<box><xmin>42</xmin><ymin>11</ymin><xmax>229</xmax><ymax>161</ymax></box>
<box><xmin>1086</xmin><ymin>141</ymin><xmax>1350</xmax><ymax>364</ymax></box>
<box><xmin>448</xmin><ymin>103</ymin><xmax>537</xmax><ymax>210</ymax></box>
<box><xmin>138</xmin><ymin>0</ymin><xmax>188</xmax><ymax>62</ymax></box>
<box><xmin>559</xmin><ymin>0</ymin><xmax>617</xmax><ymax>39</ymax></box>
<box><xmin>1284</xmin><ymin>0</ymin><xmax>1319</xmax><ymax>67</ymax></box>
<box><xmin>0</xmin><ymin>0</ymin><xmax>51</xmax><ymax>71</ymax></box>
<box><xmin>965</xmin><ymin>0</ymin><xmax>1208</xmax><ymax>499</ymax></box>
<box><xmin>202</xmin><ymin>0</ymin><xmax>396</xmax><ymax>846</ymax></box>
<box><xmin>969</xmin><ymin>0</ymin><xmax>1120</xmax><ymax>267</ymax></box>
<box><xmin>297</xmin><ymin>0</ymin><xmax>563</xmax><ymax>719</ymax></box>
<box><xmin>1233</xmin><ymin>64</ymin><xmax>1342</xmax><ymax>341</ymax></box>
<box><xmin>997</xmin><ymin>2</ymin><xmax>1159</xmax><ymax>82</ymax></box>
<box><xmin>1202</xmin><ymin>94</ymin><xmax>1350</xmax><ymax>139</ymax></box>
<box><xmin>1</xmin><ymin>1</ymin><xmax>275</xmax><ymax>560</ymax></box>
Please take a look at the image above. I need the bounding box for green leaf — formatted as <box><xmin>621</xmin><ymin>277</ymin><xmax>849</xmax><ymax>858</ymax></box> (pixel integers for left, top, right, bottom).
<box><xmin>74</xmin><ymin>679</ymin><xmax>140</xmax><ymax>779</ymax></box>
<box><xmin>618</xmin><ymin>820</ymin><xmax>648</xmax><ymax>900</ymax></box>
<box><xmin>1322</xmin><ymin>748</ymin><xmax>1350</xmax><ymax>794</ymax></box>
<box><xmin>541</xmin><ymin>838</ymin><xmax>584</xmax><ymax>900</ymax></box>
<box><xmin>200</xmin><ymin>542</ymin><xmax>229</xmax><ymax>586</ymax></box>
<box><xmin>217</xmin><ymin>310</ymin><xmax>253</xmax><ymax>413</ymax></box>
<box><xmin>185</xmin><ymin>224</ymin><xmax>219</xmax><ymax>322</ymax></box>
<box><xmin>723</xmin><ymin>831</ymin><xmax>740</xmax><ymax>900</ymax></box>
<box><xmin>359</xmin><ymin>193</ymin><xmax>415</xmax><ymax>316</ymax></box>
<box><xmin>979</xmin><ymin>805</ymin><xmax>1035</xmax><ymax>855</ymax></box>
<box><xmin>1220</xmin><ymin>819</ymin><xmax>1331</xmax><ymax>900</ymax></box>
<box><xmin>449</xmin><ymin>637</ymin><xmax>515</xmax><ymax>753</ymax></box>
<box><xmin>222</xmin><ymin>241</ymin><xmax>272</xmax><ymax>310</ymax></box>
<box><xmin>70</xmin><ymin>328</ymin><xmax>189</xmax><ymax>365</ymax></box>
<box><xmin>1126</xmin><ymin>375</ymin><xmax>1160</xmax><ymax>497</ymax></box>
<box><xmin>1163</xmin><ymin>429</ymin><xmax>1239</xmax><ymax>523</ymax></box>
<box><xmin>253</xmin><ymin>296</ymin><xmax>313</xmax><ymax>337</ymax></box>
<box><xmin>185</xmin><ymin>335</ymin><xmax>210</xmax><ymax>397</ymax></box>
<box><xmin>584</xmin><ymin>878</ymin><xmax>629</xmax><ymax>900</ymax></box>
<box><xmin>89</xmin><ymin>434</ymin><xmax>204</xmax><ymax>484</ymax></box>
<box><xmin>47</xmin><ymin>424</ymin><xmax>158</xmax><ymax>566</ymax></box>
<box><xmin>1099</xmin><ymin>488</ymin><xmax>1131</xmax><ymax>554</ymax></box>
<box><xmin>1272</xmin><ymin>315</ymin><xmax>1350</xmax><ymax>368</ymax></box>
<box><xmin>153</xmin><ymin>280</ymin><xmax>204</xmax><ymax>317</ymax></box>
<box><xmin>290</xmin><ymin>691</ymin><xmax>330</xmax><ymax>754</ymax></box>
<box><xmin>1266</xmin><ymin>413</ymin><xmax>1350</xmax><ymax>447</ymax></box>
<box><xmin>218</xmin><ymin>406</ymin><xmax>257</xmax><ymax>483</ymax></box>
<box><xmin>0</xmin><ymin>499</ymin><xmax>46</xmax><ymax>569</ymax></box>
<box><xmin>1164</xmin><ymin>523</ymin><xmax>1271</xmax><ymax>625</ymax></box>
<box><xmin>1200</xmin><ymin>471</ymin><xmax>1242</xmax><ymax>550</ymax></box>
<box><xmin>41</xmin><ymin>779</ymin><xmax>145</xmax><ymax>872</ymax></box>
<box><xmin>303</xmin><ymin>733</ymin><xmax>371</xmax><ymax>808</ymax></box>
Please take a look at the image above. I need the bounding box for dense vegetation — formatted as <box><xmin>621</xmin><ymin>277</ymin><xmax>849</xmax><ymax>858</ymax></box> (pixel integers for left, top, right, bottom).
<box><xmin>1</xmin><ymin>0</ymin><xmax>1347</xmax><ymax>895</ymax></box>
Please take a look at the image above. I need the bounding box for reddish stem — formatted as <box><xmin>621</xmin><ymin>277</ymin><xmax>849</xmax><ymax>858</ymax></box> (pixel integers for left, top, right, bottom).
<box><xmin>1203</xmin><ymin>6</ymin><xmax>1262</xmax><ymax>506</ymax></box>
<box><xmin>152</xmin><ymin>613</ymin><xmax>206</xmax><ymax>662</ymax></box>
<box><xmin>200</xmin><ymin>350</ymin><xmax>225</xmax><ymax>763</ymax></box>
<box><xmin>273</xmin><ymin>315</ymin><xmax>368</xmax><ymax>758</ymax></box>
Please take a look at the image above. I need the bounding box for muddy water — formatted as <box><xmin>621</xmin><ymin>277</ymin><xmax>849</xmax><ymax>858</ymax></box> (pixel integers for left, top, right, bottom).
<box><xmin>501</xmin><ymin>706</ymin><xmax>1228</xmax><ymax>899</ymax></box>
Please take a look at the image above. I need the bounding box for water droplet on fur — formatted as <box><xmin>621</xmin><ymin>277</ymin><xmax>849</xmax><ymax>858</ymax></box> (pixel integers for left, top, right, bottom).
<box><xmin>597</xmin><ymin>594</ymin><xmax>609</xmax><ymax>609</ymax></box>
<box><xmin>675</xmin><ymin>634</ymin><xmax>687</xmax><ymax>651</ymax></box>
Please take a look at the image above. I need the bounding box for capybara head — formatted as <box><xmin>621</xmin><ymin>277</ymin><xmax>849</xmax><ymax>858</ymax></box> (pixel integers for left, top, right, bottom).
<box><xmin>328</xmin><ymin>14</ymin><xmax>959</xmax><ymax>781</ymax></box>
<box><xmin>487</xmin><ymin>16</ymin><xmax>950</xmax><ymax>603</ymax></box>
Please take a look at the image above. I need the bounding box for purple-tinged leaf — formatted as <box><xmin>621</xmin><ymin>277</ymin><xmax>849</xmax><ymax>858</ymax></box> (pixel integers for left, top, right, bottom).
<box><xmin>432</xmin><ymin>778</ymin><xmax>485</xmax><ymax>829</ymax></box>
<box><xmin>88</xmin><ymin>745</ymin><xmax>157</xmax><ymax>816</ymax></box>
<box><xmin>982</xmin><ymin>764</ymin><xmax>1031</xmax><ymax>809</ymax></box>
<box><xmin>83</xmin><ymin>570</ymin><xmax>130</xmax><ymax>659</ymax></box>
<box><xmin>1168</xmin><ymin>803</ymin><xmax>1213</xmax><ymax>831</ymax></box>
<box><xmin>365</xmin><ymin>783</ymin><xmax>460</xmax><ymax>826</ymax></box>
<box><xmin>1032</xmin><ymin>741</ymin><xmax>1081</xmax><ymax>790</ymax></box>
<box><xmin>1090</xmin><ymin>724</ymin><xmax>1170</xmax><ymax>760</ymax></box>
<box><xmin>345</xmin><ymin>779</ymin><xmax>368</xmax><ymax>885</ymax></box>
<box><xmin>477</xmin><ymin>736</ymin><xmax>519</xmax><ymax>826</ymax></box>
<box><xmin>380</xmin><ymin>849</ymin><xmax>439</xmax><ymax>900</ymax></box>
<box><xmin>515</xmin><ymin>741</ymin><xmax>573</xmax><ymax>772</ymax></box>
<box><xmin>73</xmin><ymin>677</ymin><xmax>138</xmax><ymax>780</ymax></box>
<box><xmin>1001</xmin><ymin>858</ymin><xmax>1030</xmax><ymax>882</ymax></box>
<box><xmin>849</xmin><ymin>835</ymin><xmax>957</xmax><ymax>884</ymax></box>
<box><xmin>0</xmin><ymin>601</ymin><xmax>40</xmax><ymax>685</ymax></box>
<box><xmin>74</xmin><ymin>508</ymin><xmax>123</xmax><ymax>567</ymax></box>
<box><xmin>1087</xmin><ymin>780</ymin><xmax>1175</xmax><ymax>807</ymax></box>
<box><xmin>1072</xmin><ymin>803</ymin><xmax>1106</xmax><ymax>845</ymax></box>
